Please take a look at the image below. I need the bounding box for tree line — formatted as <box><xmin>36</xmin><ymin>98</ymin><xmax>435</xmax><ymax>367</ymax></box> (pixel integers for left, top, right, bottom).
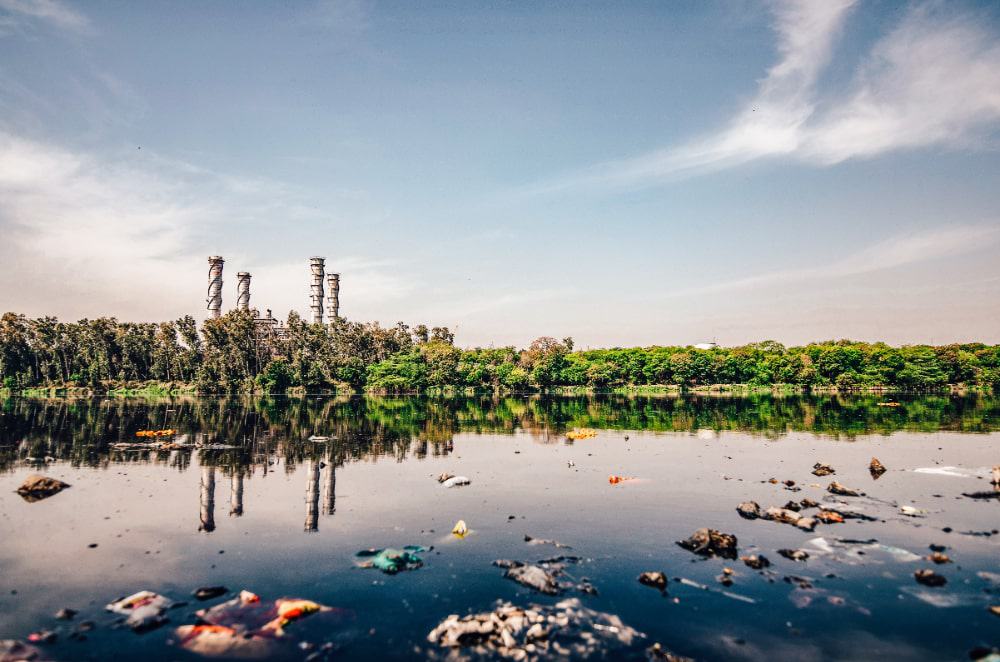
<box><xmin>1</xmin><ymin>311</ymin><xmax>998</xmax><ymax>393</ymax></box>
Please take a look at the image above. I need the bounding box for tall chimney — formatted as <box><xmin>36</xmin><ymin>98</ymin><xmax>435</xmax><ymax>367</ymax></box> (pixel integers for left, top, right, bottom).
<box><xmin>326</xmin><ymin>272</ymin><xmax>340</xmax><ymax>322</ymax></box>
<box><xmin>236</xmin><ymin>272</ymin><xmax>251</xmax><ymax>311</ymax></box>
<box><xmin>207</xmin><ymin>256</ymin><xmax>224</xmax><ymax>318</ymax></box>
<box><xmin>309</xmin><ymin>257</ymin><xmax>325</xmax><ymax>325</ymax></box>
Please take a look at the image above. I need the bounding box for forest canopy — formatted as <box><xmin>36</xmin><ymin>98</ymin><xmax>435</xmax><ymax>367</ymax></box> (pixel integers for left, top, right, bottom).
<box><xmin>1</xmin><ymin>311</ymin><xmax>997</xmax><ymax>394</ymax></box>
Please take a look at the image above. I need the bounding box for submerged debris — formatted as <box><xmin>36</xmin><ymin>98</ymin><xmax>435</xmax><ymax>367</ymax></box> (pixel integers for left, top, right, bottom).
<box><xmin>523</xmin><ymin>535</ymin><xmax>571</xmax><ymax>549</ymax></box>
<box><xmin>812</xmin><ymin>463</ymin><xmax>835</xmax><ymax>477</ymax></box>
<box><xmin>174</xmin><ymin>590</ymin><xmax>341</xmax><ymax>656</ymax></box>
<box><xmin>676</xmin><ymin>528</ymin><xmax>738</xmax><ymax>559</ymax></box>
<box><xmin>914</xmin><ymin>569</ymin><xmax>947</xmax><ymax>587</ymax></box>
<box><xmin>608</xmin><ymin>475</ymin><xmax>637</xmax><ymax>485</ymax></box>
<box><xmin>815</xmin><ymin>510</ymin><xmax>845</xmax><ymax>524</ymax></box>
<box><xmin>962</xmin><ymin>490</ymin><xmax>1000</xmax><ymax>500</ymax></box>
<box><xmin>869</xmin><ymin>457</ymin><xmax>887</xmax><ymax>479</ymax></box>
<box><xmin>426</xmin><ymin>598</ymin><xmax>643</xmax><ymax>659</ymax></box>
<box><xmin>500</xmin><ymin>563</ymin><xmax>561</xmax><ymax>595</ymax></box>
<box><xmin>638</xmin><ymin>572</ymin><xmax>667</xmax><ymax>591</ymax></box>
<box><xmin>441</xmin><ymin>476</ymin><xmax>470</xmax><ymax>489</ymax></box>
<box><xmin>777</xmin><ymin>549</ymin><xmax>809</xmax><ymax>562</ymax></box>
<box><xmin>193</xmin><ymin>586</ymin><xmax>228</xmax><ymax>601</ymax></box>
<box><xmin>736</xmin><ymin>501</ymin><xmax>761</xmax><ymax>519</ymax></box>
<box><xmin>106</xmin><ymin>590</ymin><xmax>175</xmax><ymax>632</ymax></box>
<box><xmin>0</xmin><ymin>640</ymin><xmax>47</xmax><ymax>662</ymax></box>
<box><xmin>740</xmin><ymin>554</ymin><xmax>770</xmax><ymax>570</ymax></box>
<box><xmin>927</xmin><ymin>552</ymin><xmax>952</xmax><ymax>565</ymax></box>
<box><xmin>16</xmin><ymin>475</ymin><xmax>70</xmax><ymax>502</ymax></box>
<box><xmin>355</xmin><ymin>546</ymin><xmax>428</xmax><ymax>574</ymax></box>
<box><xmin>760</xmin><ymin>506</ymin><xmax>817</xmax><ymax>532</ymax></box>
<box><xmin>827</xmin><ymin>481</ymin><xmax>862</xmax><ymax>497</ymax></box>
<box><xmin>54</xmin><ymin>608</ymin><xmax>77</xmax><ymax>620</ymax></box>
<box><xmin>646</xmin><ymin>642</ymin><xmax>694</xmax><ymax>661</ymax></box>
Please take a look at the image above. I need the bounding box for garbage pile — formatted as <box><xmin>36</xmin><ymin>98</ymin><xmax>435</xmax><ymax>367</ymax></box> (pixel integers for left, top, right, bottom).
<box><xmin>425</xmin><ymin>598</ymin><xmax>644</xmax><ymax>659</ymax></box>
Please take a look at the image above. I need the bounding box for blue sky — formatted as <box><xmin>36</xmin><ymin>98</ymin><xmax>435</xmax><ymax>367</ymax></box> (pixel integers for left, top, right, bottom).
<box><xmin>1</xmin><ymin>0</ymin><xmax>999</xmax><ymax>347</ymax></box>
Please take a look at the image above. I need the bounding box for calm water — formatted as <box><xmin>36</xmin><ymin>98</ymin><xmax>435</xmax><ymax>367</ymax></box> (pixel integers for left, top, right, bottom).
<box><xmin>1</xmin><ymin>394</ymin><xmax>999</xmax><ymax>661</ymax></box>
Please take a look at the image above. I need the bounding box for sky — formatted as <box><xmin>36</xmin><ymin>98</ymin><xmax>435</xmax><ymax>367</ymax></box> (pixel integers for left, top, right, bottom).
<box><xmin>1</xmin><ymin>0</ymin><xmax>999</xmax><ymax>349</ymax></box>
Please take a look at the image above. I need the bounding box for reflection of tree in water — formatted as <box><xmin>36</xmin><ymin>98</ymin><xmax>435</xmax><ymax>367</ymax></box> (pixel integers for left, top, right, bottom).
<box><xmin>2</xmin><ymin>394</ymin><xmax>999</xmax><ymax>478</ymax></box>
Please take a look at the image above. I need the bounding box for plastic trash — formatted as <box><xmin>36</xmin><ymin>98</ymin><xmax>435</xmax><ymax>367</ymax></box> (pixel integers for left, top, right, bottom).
<box><xmin>426</xmin><ymin>598</ymin><xmax>644</xmax><ymax>658</ymax></box>
<box><xmin>565</xmin><ymin>428</ymin><xmax>598</xmax><ymax>440</ymax></box>
<box><xmin>440</xmin><ymin>476</ymin><xmax>470</xmax><ymax>489</ymax></box>
<box><xmin>451</xmin><ymin>520</ymin><xmax>469</xmax><ymax>538</ymax></box>
<box><xmin>524</xmin><ymin>535</ymin><xmax>571</xmax><ymax>549</ymax></box>
<box><xmin>355</xmin><ymin>546</ymin><xmax>428</xmax><ymax>574</ymax></box>
<box><xmin>106</xmin><ymin>590</ymin><xmax>175</xmax><ymax>632</ymax></box>
<box><xmin>870</xmin><ymin>457</ymin><xmax>887</xmax><ymax>479</ymax></box>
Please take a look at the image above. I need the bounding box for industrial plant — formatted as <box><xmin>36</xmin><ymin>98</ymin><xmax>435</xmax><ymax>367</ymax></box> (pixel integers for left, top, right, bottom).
<box><xmin>205</xmin><ymin>255</ymin><xmax>342</xmax><ymax>336</ymax></box>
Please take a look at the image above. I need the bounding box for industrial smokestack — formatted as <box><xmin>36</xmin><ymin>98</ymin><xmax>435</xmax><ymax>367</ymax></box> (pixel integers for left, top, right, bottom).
<box><xmin>236</xmin><ymin>272</ymin><xmax>251</xmax><ymax>312</ymax></box>
<box><xmin>309</xmin><ymin>257</ymin><xmax>325</xmax><ymax>325</ymax></box>
<box><xmin>326</xmin><ymin>272</ymin><xmax>340</xmax><ymax>322</ymax></box>
<box><xmin>207</xmin><ymin>256</ymin><xmax>224</xmax><ymax>318</ymax></box>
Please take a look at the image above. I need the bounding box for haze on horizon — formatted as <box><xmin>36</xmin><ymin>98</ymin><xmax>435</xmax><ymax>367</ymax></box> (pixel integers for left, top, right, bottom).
<box><xmin>1</xmin><ymin>0</ymin><xmax>999</xmax><ymax>349</ymax></box>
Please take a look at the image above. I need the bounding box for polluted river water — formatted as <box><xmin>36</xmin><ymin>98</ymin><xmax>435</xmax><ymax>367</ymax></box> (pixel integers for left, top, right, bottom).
<box><xmin>1</xmin><ymin>394</ymin><xmax>999</xmax><ymax>661</ymax></box>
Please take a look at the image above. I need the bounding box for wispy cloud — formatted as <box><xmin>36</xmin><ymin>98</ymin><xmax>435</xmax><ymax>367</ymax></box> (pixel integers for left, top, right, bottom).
<box><xmin>0</xmin><ymin>0</ymin><xmax>91</xmax><ymax>34</ymax></box>
<box><xmin>0</xmin><ymin>132</ymin><xmax>411</xmax><ymax>321</ymax></box>
<box><xmin>664</xmin><ymin>224</ymin><xmax>1000</xmax><ymax>297</ymax></box>
<box><xmin>534</xmin><ymin>1</ymin><xmax>1000</xmax><ymax>193</ymax></box>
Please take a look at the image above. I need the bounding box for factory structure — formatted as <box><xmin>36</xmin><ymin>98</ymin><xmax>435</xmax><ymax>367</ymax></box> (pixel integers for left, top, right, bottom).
<box><xmin>205</xmin><ymin>256</ymin><xmax>342</xmax><ymax>334</ymax></box>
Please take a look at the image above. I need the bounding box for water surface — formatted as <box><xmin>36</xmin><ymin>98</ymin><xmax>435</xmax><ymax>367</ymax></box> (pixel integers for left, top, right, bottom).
<box><xmin>1</xmin><ymin>394</ymin><xmax>999</xmax><ymax>660</ymax></box>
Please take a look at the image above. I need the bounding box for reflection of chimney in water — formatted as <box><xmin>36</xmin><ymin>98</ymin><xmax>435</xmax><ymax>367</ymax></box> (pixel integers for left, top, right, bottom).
<box><xmin>322</xmin><ymin>462</ymin><xmax>336</xmax><ymax>515</ymax></box>
<box><xmin>200</xmin><ymin>465</ymin><xmax>216</xmax><ymax>532</ymax></box>
<box><xmin>304</xmin><ymin>460</ymin><xmax>320</xmax><ymax>532</ymax></box>
<box><xmin>230</xmin><ymin>471</ymin><xmax>244</xmax><ymax>517</ymax></box>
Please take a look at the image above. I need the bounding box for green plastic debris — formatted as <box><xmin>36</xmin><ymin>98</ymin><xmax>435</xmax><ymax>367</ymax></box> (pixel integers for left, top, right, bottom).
<box><xmin>355</xmin><ymin>545</ymin><xmax>428</xmax><ymax>574</ymax></box>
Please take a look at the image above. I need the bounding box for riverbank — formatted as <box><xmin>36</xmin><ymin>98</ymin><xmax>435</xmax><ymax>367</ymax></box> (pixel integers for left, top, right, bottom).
<box><xmin>2</xmin><ymin>381</ymin><xmax>991</xmax><ymax>398</ymax></box>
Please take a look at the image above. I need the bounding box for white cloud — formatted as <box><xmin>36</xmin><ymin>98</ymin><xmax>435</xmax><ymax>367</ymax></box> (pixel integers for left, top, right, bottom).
<box><xmin>535</xmin><ymin>1</ymin><xmax>1000</xmax><ymax>192</ymax></box>
<box><xmin>0</xmin><ymin>0</ymin><xmax>91</xmax><ymax>33</ymax></box>
<box><xmin>664</xmin><ymin>224</ymin><xmax>1000</xmax><ymax>297</ymax></box>
<box><xmin>0</xmin><ymin>132</ymin><xmax>413</xmax><ymax>322</ymax></box>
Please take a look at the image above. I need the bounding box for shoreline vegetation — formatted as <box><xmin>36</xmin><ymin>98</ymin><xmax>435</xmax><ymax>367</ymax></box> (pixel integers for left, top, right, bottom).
<box><xmin>2</xmin><ymin>311</ymin><xmax>997</xmax><ymax>396</ymax></box>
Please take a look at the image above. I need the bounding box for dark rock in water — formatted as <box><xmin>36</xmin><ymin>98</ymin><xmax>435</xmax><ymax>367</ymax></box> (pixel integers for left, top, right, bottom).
<box><xmin>16</xmin><ymin>475</ymin><xmax>70</xmax><ymax>502</ymax></box>
<box><xmin>0</xmin><ymin>639</ymin><xmax>45</xmax><ymax>661</ymax></box>
<box><xmin>740</xmin><ymin>554</ymin><xmax>770</xmax><ymax>570</ymax></box>
<box><xmin>914</xmin><ymin>569</ymin><xmax>947</xmax><ymax>587</ymax></box>
<box><xmin>799</xmin><ymin>498</ymin><xmax>820</xmax><ymax>509</ymax></box>
<box><xmin>761</xmin><ymin>506</ymin><xmax>817</xmax><ymax>531</ymax></box>
<box><xmin>778</xmin><ymin>549</ymin><xmax>809</xmax><ymax>562</ymax></box>
<box><xmin>962</xmin><ymin>491</ymin><xmax>1000</xmax><ymax>500</ymax></box>
<box><xmin>929</xmin><ymin>543</ymin><xmax>947</xmax><ymax>553</ymax></box>
<box><xmin>736</xmin><ymin>501</ymin><xmax>761</xmax><ymax>519</ymax></box>
<box><xmin>677</xmin><ymin>528</ymin><xmax>738</xmax><ymax>559</ymax></box>
<box><xmin>638</xmin><ymin>571</ymin><xmax>667</xmax><ymax>591</ymax></box>
<box><xmin>815</xmin><ymin>510</ymin><xmax>845</xmax><ymax>524</ymax></box>
<box><xmin>783</xmin><ymin>500</ymin><xmax>802</xmax><ymax>512</ymax></box>
<box><xmin>827</xmin><ymin>481</ymin><xmax>862</xmax><ymax>497</ymax></box>
<box><xmin>969</xmin><ymin>646</ymin><xmax>1000</xmax><ymax>661</ymax></box>
<box><xmin>504</xmin><ymin>564</ymin><xmax>561</xmax><ymax>595</ymax></box>
<box><xmin>55</xmin><ymin>608</ymin><xmax>77</xmax><ymax>620</ymax></box>
<box><xmin>869</xmin><ymin>457</ymin><xmax>887</xmax><ymax>479</ymax></box>
<box><xmin>647</xmin><ymin>642</ymin><xmax>694</xmax><ymax>661</ymax></box>
<box><xmin>193</xmin><ymin>586</ymin><xmax>228</xmax><ymax>601</ymax></box>
<box><xmin>812</xmin><ymin>463</ymin><xmax>835</xmax><ymax>477</ymax></box>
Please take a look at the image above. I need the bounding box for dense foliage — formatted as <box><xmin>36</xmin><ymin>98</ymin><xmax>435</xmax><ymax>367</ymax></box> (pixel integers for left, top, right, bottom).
<box><xmin>1</xmin><ymin>311</ymin><xmax>998</xmax><ymax>393</ymax></box>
